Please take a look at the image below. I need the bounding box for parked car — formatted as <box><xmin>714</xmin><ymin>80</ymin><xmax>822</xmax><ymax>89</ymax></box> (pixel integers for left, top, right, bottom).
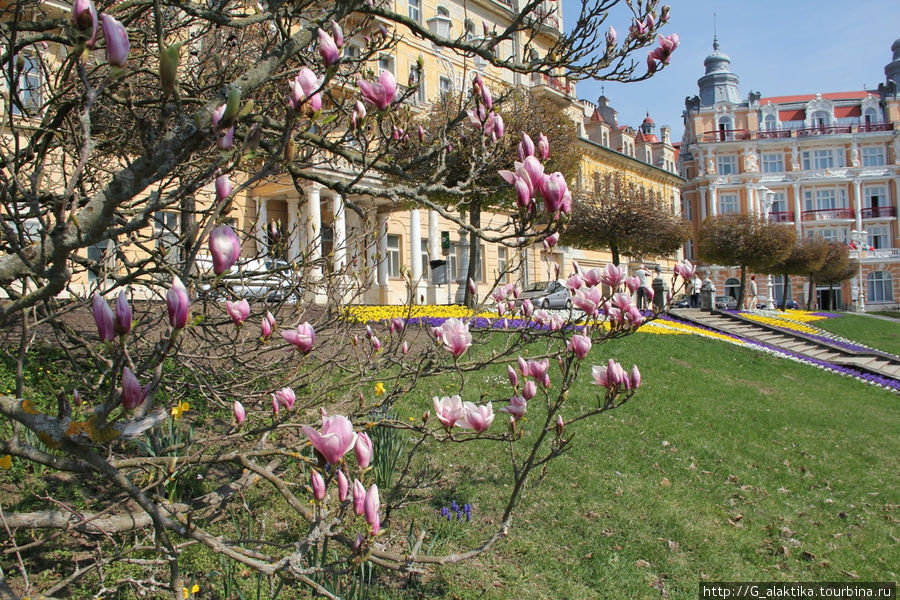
<box><xmin>199</xmin><ymin>257</ymin><xmax>300</xmax><ymax>302</ymax></box>
<box><xmin>759</xmin><ymin>299</ymin><xmax>799</xmax><ymax>310</ymax></box>
<box><xmin>715</xmin><ymin>295</ymin><xmax>738</xmax><ymax>310</ymax></box>
<box><xmin>518</xmin><ymin>281</ymin><xmax>571</xmax><ymax>310</ymax></box>
<box><xmin>671</xmin><ymin>294</ymin><xmax>691</xmax><ymax>308</ymax></box>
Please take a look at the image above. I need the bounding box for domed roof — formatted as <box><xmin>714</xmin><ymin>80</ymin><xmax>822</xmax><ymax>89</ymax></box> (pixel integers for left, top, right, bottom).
<box><xmin>892</xmin><ymin>37</ymin><xmax>900</xmax><ymax>60</ymax></box>
<box><xmin>703</xmin><ymin>37</ymin><xmax>733</xmax><ymax>74</ymax></box>
<box><xmin>642</xmin><ymin>113</ymin><xmax>654</xmax><ymax>125</ymax></box>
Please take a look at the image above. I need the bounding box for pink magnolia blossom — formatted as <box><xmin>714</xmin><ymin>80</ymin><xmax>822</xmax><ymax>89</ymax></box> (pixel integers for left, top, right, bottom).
<box><xmin>460</xmin><ymin>401</ymin><xmax>494</xmax><ymax>433</ymax></box>
<box><xmin>166</xmin><ymin>276</ymin><xmax>190</xmax><ymax>329</ymax></box>
<box><xmin>501</xmin><ymin>396</ymin><xmax>527</xmax><ymax>421</ymax></box>
<box><xmin>317</xmin><ymin>28</ymin><xmax>339</xmax><ymax>66</ymax></box>
<box><xmin>650</xmin><ymin>33</ymin><xmax>679</xmax><ymax>64</ymax></box>
<box><xmin>566</xmin><ymin>273</ymin><xmax>584</xmax><ymax>292</ymax></box>
<box><xmin>540</xmin><ymin>172</ymin><xmax>568</xmax><ymax>214</ymax></box>
<box><xmin>302</xmin><ymin>414</ymin><xmax>357</xmax><ymax>465</ymax></box>
<box><xmin>625</xmin><ymin>276</ymin><xmax>640</xmax><ymax>293</ymax></box>
<box><xmin>573</xmin><ymin>286</ymin><xmax>603</xmax><ymax>317</ymax></box>
<box><xmin>543</xmin><ymin>232</ymin><xmax>559</xmax><ymax>250</ymax></box>
<box><xmin>261</xmin><ymin>311</ymin><xmax>276</xmax><ymax>340</ymax></box>
<box><xmin>337</xmin><ymin>470</ymin><xmax>349</xmax><ymax>502</ymax></box>
<box><xmin>674</xmin><ymin>259</ymin><xmax>695</xmax><ymax>280</ymax></box>
<box><xmin>120</xmin><ymin>367</ymin><xmax>146</xmax><ymax>410</ymax></box>
<box><xmin>567</xmin><ymin>334</ymin><xmax>592</xmax><ymax>359</ymax></box>
<box><xmin>524</xmin><ymin>359</ymin><xmax>550</xmax><ymax>381</ymax></box>
<box><xmin>507</xmin><ymin>364</ymin><xmax>518</xmax><ymax>388</ymax></box>
<box><xmin>522</xmin><ymin>380</ymin><xmax>537</xmax><ymax>400</ymax></box>
<box><xmin>548</xmin><ymin>315</ymin><xmax>564</xmax><ymax>331</ymax></box>
<box><xmin>437</xmin><ymin>318</ymin><xmax>472</xmax><ymax>358</ymax></box>
<box><xmin>522</xmin><ymin>155</ymin><xmax>546</xmax><ymax>192</ymax></box>
<box><xmin>606</xmin><ymin>25</ymin><xmax>616</xmax><ymax>47</ymax></box>
<box><xmin>401</xmin><ymin>341</ymin><xmax>409</xmax><ymax>355</ymax></box>
<box><xmin>532</xmin><ymin>309</ymin><xmax>550</xmax><ymax>324</ymax></box>
<box><xmin>365</xmin><ymin>484</ymin><xmax>381</xmax><ymax>533</ymax></box>
<box><xmin>536</xmin><ymin>133</ymin><xmax>550</xmax><ymax>160</ymax></box>
<box><xmin>519</xmin><ymin>132</ymin><xmax>535</xmax><ymax>160</ymax></box>
<box><xmin>630</xmin><ymin>364</ymin><xmax>642</xmax><ymax>389</ymax></box>
<box><xmin>215</xmin><ymin>174</ymin><xmax>232</xmax><ymax>204</ymax></box>
<box><xmin>433</xmin><ymin>395</ymin><xmax>465</xmax><ymax>428</ymax></box>
<box><xmin>101</xmin><ymin>14</ymin><xmax>129</xmax><ymax>68</ymax></box>
<box><xmin>272</xmin><ymin>387</ymin><xmax>295</xmax><ymax>411</ymax></box>
<box><xmin>72</xmin><ymin>0</ymin><xmax>98</xmax><ymax>49</ymax></box>
<box><xmin>582</xmin><ymin>268</ymin><xmax>602</xmax><ymax>288</ymax></box>
<box><xmin>311</xmin><ymin>470</ymin><xmax>326</xmax><ymax>501</ymax></box>
<box><xmin>290</xmin><ymin>68</ymin><xmax>323</xmax><ymax>113</ymax></box>
<box><xmin>331</xmin><ymin>21</ymin><xmax>344</xmax><ymax>48</ymax></box>
<box><xmin>209</xmin><ymin>225</ymin><xmax>241</xmax><ymax>275</ymax></box>
<box><xmin>352</xmin><ymin>479</ymin><xmax>366</xmax><ymax>515</ymax></box>
<box><xmin>225</xmin><ymin>299</ymin><xmax>250</xmax><ymax>326</ymax></box>
<box><xmin>358</xmin><ymin>70</ymin><xmax>397</xmax><ymax>111</ymax></box>
<box><xmin>601</xmin><ymin>263</ymin><xmax>627</xmax><ymax>288</ymax></box>
<box><xmin>233</xmin><ymin>401</ymin><xmax>246</xmax><ymax>424</ymax></box>
<box><xmin>355</xmin><ymin>432</ymin><xmax>373</xmax><ymax>469</ymax></box>
<box><xmin>282</xmin><ymin>322</ymin><xmax>316</xmax><ymax>354</ymax></box>
<box><xmin>521</xmin><ymin>298</ymin><xmax>534</xmax><ymax>317</ymax></box>
<box><xmin>92</xmin><ymin>293</ymin><xmax>115</xmax><ymax>342</ymax></box>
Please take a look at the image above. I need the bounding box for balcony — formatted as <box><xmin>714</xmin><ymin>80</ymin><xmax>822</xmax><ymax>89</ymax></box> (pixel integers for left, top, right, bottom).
<box><xmin>859</xmin><ymin>122</ymin><xmax>893</xmax><ymax>133</ymax></box>
<box><xmin>701</xmin><ymin>129</ymin><xmax>751</xmax><ymax>142</ymax></box>
<box><xmin>860</xmin><ymin>206</ymin><xmax>896</xmax><ymax>219</ymax></box>
<box><xmin>530</xmin><ymin>73</ymin><xmax>573</xmax><ymax>104</ymax></box>
<box><xmin>769</xmin><ymin>211</ymin><xmax>794</xmax><ymax>223</ymax></box>
<box><xmin>757</xmin><ymin>129</ymin><xmax>792</xmax><ymax>140</ymax></box>
<box><xmin>801</xmin><ymin>208</ymin><xmax>854</xmax><ymax>221</ymax></box>
<box><xmin>796</xmin><ymin>125</ymin><xmax>852</xmax><ymax>137</ymax></box>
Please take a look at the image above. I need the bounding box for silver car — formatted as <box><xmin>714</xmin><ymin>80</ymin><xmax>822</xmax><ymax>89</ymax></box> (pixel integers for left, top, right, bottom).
<box><xmin>518</xmin><ymin>281</ymin><xmax>571</xmax><ymax>310</ymax></box>
<box><xmin>199</xmin><ymin>258</ymin><xmax>300</xmax><ymax>302</ymax></box>
<box><xmin>715</xmin><ymin>295</ymin><xmax>738</xmax><ymax>310</ymax></box>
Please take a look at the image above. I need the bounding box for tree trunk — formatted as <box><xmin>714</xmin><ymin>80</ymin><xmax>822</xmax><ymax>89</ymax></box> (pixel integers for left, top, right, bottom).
<box><xmin>610</xmin><ymin>244</ymin><xmax>620</xmax><ymax>267</ymax></box>
<box><xmin>780</xmin><ymin>273</ymin><xmax>790</xmax><ymax>311</ymax></box>
<box><xmin>807</xmin><ymin>275</ymin><xmax>816</xmax><ymax>310</ymax></box>
<box><xmin>463</xmin><ymin>200</ymin><xmax>481</xmax><ymax>308</ymax></box>
<box><xmin>737</xmin><ymin>266</ymin><xmax>747</xmax><ymax>310</ymax></box>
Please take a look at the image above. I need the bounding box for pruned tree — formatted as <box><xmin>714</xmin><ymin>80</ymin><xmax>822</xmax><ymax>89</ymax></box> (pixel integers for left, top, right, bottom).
<box><xmin>697</xmin><ymin>213</ymin><xmax>796</xmax><ymax>309</ymax></box>
<box><xmin>808</xmin><ymin>241</ymin><xmax>856</xmax><ymax>310</ymax></box>
<box><xmin>767</xmin><ymin>236</ymin><xmax>829</xmax><ymax>310</ymax></box>
<box><xmin>562</xmin><ymin>171</ymin><xmax>690</xmax><ymax>266</ymax></box>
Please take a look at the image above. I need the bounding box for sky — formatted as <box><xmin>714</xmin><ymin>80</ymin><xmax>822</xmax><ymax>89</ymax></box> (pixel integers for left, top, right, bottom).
<box><xmin>562</xmin><ymin>0</ymin><xmax>900</xmax><ymax>144</ymax></box>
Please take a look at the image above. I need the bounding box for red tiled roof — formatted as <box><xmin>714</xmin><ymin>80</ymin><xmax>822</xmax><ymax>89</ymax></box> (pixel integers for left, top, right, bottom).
<box><xmin>779</xmin><ymin>109</ymin><xmax>805</xmax><ymax>121</ymax></box>
<box><xmin>761</xmin><ymin>91</ymin><xmax>869</xmax><ymax>105</ymax></box>
<box><xmin>834</xmin><ymin>105</ymin><xmax>861</xmax><ymax>118</ymax></box>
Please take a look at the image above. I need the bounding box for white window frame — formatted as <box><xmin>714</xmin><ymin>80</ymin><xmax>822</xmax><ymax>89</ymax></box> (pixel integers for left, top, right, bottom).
<box><xmin>497</xmin><ymin>246</ymin><xmax>508</xmax><ymax>283</ymax></box>
<box><xmin>439</xmin><ymin>75</ymin><xmax>452</xmax><ymax>98</ymax></box>
<box><xmin>378</xmin><ymin>55</ymin><xmax>395</xmax><ymax>76</ymax></box>
<box><xmin>409</xmin><ymin>64</ymin><xmax>425</xmax><ymax>104</ymax></box>
<box><xmin>761</xmin><ymin>152</ymin><xmax>784</xmax><ymax>173</ymax></box>
<box><xmin>770</xmin><ymin>190</ymin><xmax>788</xmax><ymax>214</ymax></box>
<box><xmin>861</xmin><ymin>146</ymin><xmax>885</xmax><ymax>167</ymax></box>
<box><xmin>716</xmin><ymin>155</ymin><xmax>737</xmax><ymax>175</ymax></box>
<box><xmin>420</xmin><ymin>238</ymin><xmax>430</xmax><ymax>278</ymax></box>
<box><xmin>408</xmin><ymin>0</ymin><xmax>421</xmax><ymax>22</ymax></box>
<box><xmin>867</xmin><ymin>271</ymin><xmax>893</xmax><ymax>303</ymax></box>
<box><xmin>868</xmin><ymin>226</ymin><xmax>890</xmax><ymax>249</ymax></box>
<box><xmin>12</xmin><ymin>52</ymin><xmax>42</xmax><ymax>116</ymax></box>
<box><xmin>718</xmin><ymin>192</ymin><xmax>739</xmax><ymax>214</ymax></box>
<box><xmin>386</xmin><ymin>234</ymin><xmax>401</xmax><ymax>278</ymax></box>
<box><xmin>863</xmin><ymin>185</ymin><xmax>887</xmax><ymax>209</ymax></box>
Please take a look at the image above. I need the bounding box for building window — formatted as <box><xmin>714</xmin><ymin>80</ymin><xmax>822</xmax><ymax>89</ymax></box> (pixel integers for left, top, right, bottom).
<box><xmin>378</xmin><ymin>55</ymin><xmax>395</xmax><ymax>76</ymax></box>
<box><xmin>863</xmin><ymin>108</ymin><xmax>879</xmax><ymax>125</ymax></box>
<box><xmin>421</xmin><ymin>238</ymin><xmax>430</xmax><ymax>278</ymax></box>
<box><xmin>497</xmin><ymin>246</ymin><xmax>508</xmax><ymax>283</ymax></box>
<box><xmin>386</xmin><ymin>234</ymin><xmax>401</xmax><ymax>278</ymax></box>
<box><xmin>864</xmin><ymin>185</ymin><xmax>887</xmax><ymax>209</ymax></box>
<box><xmin>343</xmin><ymin>44</ymin><xmax>361</xmax><ymax>59</ymax></box>
<box><xmin>12</xmin><ymin>53</ymin><xmax>42</xmax><ymax>116</ymax></box>
<box><xmin>804</xmin><ymin>188</ymin><xmax>848</xmax><ymax>211</ymax></box>
<box><xmin>763</xmin><ymin>114</ymin><xmax>778</xmax><ymax>131</ymax></box>
<box><xmin>718</xmin><ymin>192</ymin><xmax>739</xmax><ymax>214</ymax></box>
<box><xmin>761</xmin><ymin>152</ymin><xmax>784</xmax><ymax>173</ymax></box>
<box><xmin>87</xmin><ymin>239</ymin><xmax>115</xmax><ymax>282</ymax></box>
<box><xmin>716</xmin><ymin>155</ymin><xmax>737</xmax><ymax>175</ymax></box>
<box><xmin>684</xmin><ymin>239</ymin><xmax>694</xmax><ymax>260</ymax></box>
<box><xmin>807</xmin><ymin>227</ymin><xmax>848</xmax><ymax>243</ymax></box>
<box><xmin>770</xmin><ymin>190</ymin><xmax>787</xmax><ymax>214</ymax></box>
<box><xmin>464</xmin><ymin>19</ymin><xmax>477</xmax><ymax>41</ymax></box>
<box><xmin>447</xmin><ymin>245</ymin><xmax>457</xmax><ymax>280</ymax></box>
<box><xmin>408</xmin><ymin>0</ymin><xmax>421</xmax><ymax>22</ymax></box>
<box><xmin>155</xmin><ymin>212</ymin><xmax>181</xmax><ymax>265</ymax></box>
<box><xmin>409</xmin><ymin>64</ymin><xmax>425</xmax><ymax>104</ymax></box>
<box><xmin>861</xmin><ymin>146</ymin><xmax>885</xmax><ymax>167</ymax></box>
<box><xmin>802</xmin><ymin>148</ymin><xmax>844</xmax><ymax>170</ymax></box>
<box><xmin>811</xmin><ymin>110</ymin><xmax>829</xmax><ymax>128</ymax></box>
<box><xmin>868</xmin><ymin>226</ymin><xmax>890</xmax><ymax>249</ymax></box>
<box><xmin>439</xmin><ymin>76</ymin><xmax>452</xmax><ymax>98</ymax></box>
<box><xmin>867</xmin><ymin>271</ymin><xmax>893</xmax><ymax>303</ymax></box>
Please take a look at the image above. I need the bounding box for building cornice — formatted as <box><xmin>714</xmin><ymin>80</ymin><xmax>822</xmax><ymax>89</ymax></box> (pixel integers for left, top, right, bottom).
<box><xmin>578</xmin><ymin>136</ymin><xmax>685</xmax><ymax>185</ymax></box>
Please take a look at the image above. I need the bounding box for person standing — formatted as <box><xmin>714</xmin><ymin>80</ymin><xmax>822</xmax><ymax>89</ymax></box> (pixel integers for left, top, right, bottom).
<box><xmin>690</xmin><ymin>272</ymin><xmax>702</xmax><ymax>308</ymax></box>
<box><xmin>634</xmin><ymin>264</ymin><xmax>651</xmax><ymax>310</ymax></box>
<box><xmin>746</xmin><ymin>275</ymin><xmax>758</xmax><ymax>310</ymax></box>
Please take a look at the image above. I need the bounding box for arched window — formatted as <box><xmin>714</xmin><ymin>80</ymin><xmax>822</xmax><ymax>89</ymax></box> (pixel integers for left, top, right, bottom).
<box><xmin>864</xmin><ymin>108</ymin><xmax>879</xmax><ymax>125</ymax></box>
<box><xmin>867</xmin><ymin>271</ymin><xmax>893</xmax><ymax>303</ymax></box>
<box><xmin>764</xmin><ymin>114</ymin><xmax>778</xmax><ymax>131</ymax></box>
<box><xmin>718</xmin><ymin>116</ymin><xmax>732</xmax><ymax>141</ymax></box>
<box><xmin>811</xmin><ymin>110</ymin><xmax>829</xmax><ymax>128</ymax></box>
<box><xmin>724</xmin><ymin>277</ymin><xmax>740</xmax><ymax>299</ymax></box>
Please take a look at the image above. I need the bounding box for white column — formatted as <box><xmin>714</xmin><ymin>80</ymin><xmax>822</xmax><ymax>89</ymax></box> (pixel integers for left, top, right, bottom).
<box><xmin>409</xmin><ymin>208</ymin><xmax>423</xmax><ymax>302</ymax></box>
<box><xmin>852</xmin><ymin>178</ymin><xmax>863</xmax><ymax>231</ymax></box>
<box><xmin>256</xmin><ymin>197</ymin><xmax>268</xmax><ymax>254</ymax></box>
<box><xmin>746</xmin><ymin>184</ymin><xmax>756</xmax><ymax>216</ymax></box>
<box><xmin>376</xmin><ymin>213</ymin><xmax>389</xmax><ymax>287</ymax></box>
<box><xmin>307</xmin><ymin>185</ymin><xmax>322</xmax><ymax>278</ymax></box>
<box><xmin>332</xmin><ymin>194</ymin><xmax>346</xmax><ymax>272</ymax></box>
<box><xmin>710</xmin><ymin>185</ymin><xmax>718</xmax><ymax>217</ymax></box>
<box><xmin>428</xmin><ymin>210</ymin><xmax>440</xmax><ymax>259</ymax></box>
<box><xmin>792</xmin><ymin>183</ymin><xmax>802</xmax><ymax>236</ymax></box>
<box><xmin>287</xmin><ymin>198</ymin><xmax>300</xmax><ymax>262</ymax></box>
<box><xmin>365</xmin><ymin>213</ymin><xmax>377</xmax><ymax>289</ymax></box>
<box><xmin>699</xmin><ymin>188</ymin><xmax>708</xmax><ymax>220</ymax></box>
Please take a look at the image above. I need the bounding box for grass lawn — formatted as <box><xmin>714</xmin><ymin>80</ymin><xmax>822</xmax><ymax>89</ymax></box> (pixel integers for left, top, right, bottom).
<box><xmin>811</xmin><ymin>312</ymin><xmax>900</xmax><ymax>356</ymax></box>
<box><xmin>383</xmin><ymin>330</ymin><xmax>899</xmax><ymax>600</ymax></box>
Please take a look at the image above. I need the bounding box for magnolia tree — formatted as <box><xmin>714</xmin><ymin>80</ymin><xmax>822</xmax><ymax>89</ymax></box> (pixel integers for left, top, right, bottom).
<box><xmin>0</xmin><ymin>0</ymin><xmax>682</xmax><ymax>597</ymax></box>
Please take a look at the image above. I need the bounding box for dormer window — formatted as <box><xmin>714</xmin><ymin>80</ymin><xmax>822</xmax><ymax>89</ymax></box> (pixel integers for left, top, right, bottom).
<box><xmin>811</xmin><ymin>110</ymin><xmax>829</xmax><ymax>128</ymax></box>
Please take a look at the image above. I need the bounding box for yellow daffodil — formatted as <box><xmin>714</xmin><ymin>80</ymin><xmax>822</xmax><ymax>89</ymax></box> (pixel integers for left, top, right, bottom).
<box><xmin>374</xmin><ymin>382</ymin><xmax>386</xmax><ymax>397</ymax></box>
<box><xmin>171</xmin><ymin>401</ymin><xmax>190</xmax><ymax>420</ymax></box>
<box><xmin>0</xmin><ymin>455</ymin><xmax>12</xmax><ymax>470</ymax></box>
<box><xmin>182</xmin><ymin>584</ymin><xmax>200</xmax><ymax>599</ymax></box>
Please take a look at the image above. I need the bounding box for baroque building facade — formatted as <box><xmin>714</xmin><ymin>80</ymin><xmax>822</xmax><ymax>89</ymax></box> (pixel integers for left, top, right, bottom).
<box><xmin>678</xmin><ymin>37</ymin><xmax>900</xmax><ymax>310</ymax></box>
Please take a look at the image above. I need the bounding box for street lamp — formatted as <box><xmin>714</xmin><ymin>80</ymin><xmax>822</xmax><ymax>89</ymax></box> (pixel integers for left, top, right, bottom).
<box><xmin>758</xmin><ymin>187</ymin><xmax>776</xmax><ymax>309</ymax></box>
<box><xmin>849</xmin><ymin>229</ymin><xmax>867</xmax><ymax>312</ymax></box>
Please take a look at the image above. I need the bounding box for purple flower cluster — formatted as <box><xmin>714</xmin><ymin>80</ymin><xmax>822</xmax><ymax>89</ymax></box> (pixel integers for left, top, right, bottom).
<box><xmin>440</xmin><ymin>500</ymin><xmax>472</xmax><ymax>522</ymax></box>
